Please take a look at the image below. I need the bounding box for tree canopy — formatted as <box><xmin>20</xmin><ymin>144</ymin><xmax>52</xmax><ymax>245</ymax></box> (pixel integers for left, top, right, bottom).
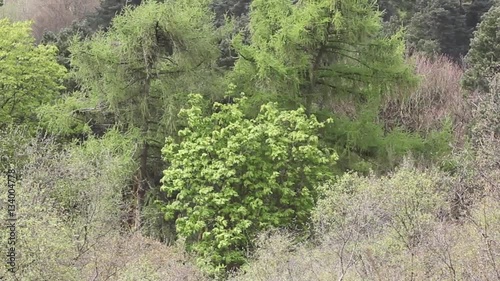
<box><xmin>1</xmin><ymin>0</ymin><xmax>493</xmax><ymax>278</ymax></box>
<box><xmin>0</xmin><ymin>19</ymin><xmax>65</xmax><ymax>129</ymax></box>
<box><xmin>39</xmin><ymin>0</ymin><xmax>224</xmax><ymax>230</ymax></box>
<box><xmin>231</xmin><ymin>0</ymin><xmax>415</xmax><ymax>112</ymax></box>
<box><xmin>161</xmin><ymin>93</ymin><xmax>337</xmax><ymax>275</ymax></box>
<box><xmin>463</xmin><ymin>4</ymin><xmax>500</xmax><ymax>92</ymax></box>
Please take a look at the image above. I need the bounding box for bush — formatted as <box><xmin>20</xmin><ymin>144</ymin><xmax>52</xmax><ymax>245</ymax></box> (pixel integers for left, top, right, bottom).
<box><xmin>0</xmin><ymin>18</ymin><xmax>65</xmax><ymax>130</ymax></box>
<box><xmin>231</xmin><ymin>159</ymin><xmax>499</xmax><ymax>280</ymax></box>
<box><xmin>231</xmin><ymin>161</ymin><xmax>440</xmax><ymax>280</ymax></box>
<box><xmin>0</xmin><ymin>128</ymin><xmax>205</xmax><ymax>280</ymax></box>
<box><xmin>469</xmin><ymin>75</ymin><xmax>500</xmax><ymax>194</ymax></box>
<box><xmin>313</xmin><ymin>160</ymin><xmax>451</xmax><ymax>280</ymax></box>
<box><xmin>381</xmin><ymin>54</ymin><xmax>469</xmax><ymax>144</ymax></box>
<box><xmin>161</xmin><ymin>93</ymin><xmax>337</xmax><ymax>275</ymax></box>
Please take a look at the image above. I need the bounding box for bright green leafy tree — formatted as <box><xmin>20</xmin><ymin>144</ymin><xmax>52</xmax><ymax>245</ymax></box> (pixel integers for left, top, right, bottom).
<box><xmin>161</xmin><ymin>93</ymin><xmax>337</xmax><ymax>275</ymax></box>
<box><xmin>0</xmin><ymin>19</ymin><xmax>65</xmax><ymax>129</ymax></box>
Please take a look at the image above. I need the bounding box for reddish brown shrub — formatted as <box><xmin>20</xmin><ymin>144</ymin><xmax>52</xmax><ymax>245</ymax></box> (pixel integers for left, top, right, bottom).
<box><xmin>381</xmin><ymin>53</ymin><xmax>470</xmax><ymax>144</ymax></box>
<box><xmin>0</xmin><ymin>0</ymin><xmax>99</xmax><ymax>39</ymax></box>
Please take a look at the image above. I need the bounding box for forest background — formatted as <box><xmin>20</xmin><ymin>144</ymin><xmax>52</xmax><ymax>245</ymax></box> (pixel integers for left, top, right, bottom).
<box><xmin>0</xmin><ymin>0</ymin><xmax>498</xmax><ymax>280</ymax></box>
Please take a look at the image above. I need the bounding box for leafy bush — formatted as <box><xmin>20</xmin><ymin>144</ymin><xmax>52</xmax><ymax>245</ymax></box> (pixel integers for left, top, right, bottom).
<box><xmin>314</xmin><ymin>159</ymin><xmax>450</xmax><ymax>258</ymax></box>
<box><xmin>469</xmin><ymin>75</ymin><xmax>500</xmax><ymax>192</ymax></box>
<box><xmin>231</xmin><ymin>160</ymin><xmax>499</xmax><ymax>280</ymax></box>
<box><xmin>161</xmin><ymin>93</ymin><xmax>337</xmax><ymax>275</ymax></box>
<box><xmin>0</xmin><ymin>128</ymin><xmax>204</xmax><ymax>280</ymax></box>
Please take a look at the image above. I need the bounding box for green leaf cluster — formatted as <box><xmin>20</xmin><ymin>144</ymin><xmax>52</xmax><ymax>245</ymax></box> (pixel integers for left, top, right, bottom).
<box><xmin>161</xmin><ymin>93</ymin><xmax>337</xmax><ymax>275</ymax></box>
<box><xmin>0</xmin><ymin>19</ymin><xmax>66</xmax><ymax>129</ymax></box>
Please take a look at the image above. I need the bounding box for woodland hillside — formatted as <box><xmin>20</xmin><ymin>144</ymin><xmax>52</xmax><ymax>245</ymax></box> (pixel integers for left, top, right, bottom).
<box><xmin>0</xmin><ymin>0</ymin><xmax>498</xmax><ymax>280</ymax></box>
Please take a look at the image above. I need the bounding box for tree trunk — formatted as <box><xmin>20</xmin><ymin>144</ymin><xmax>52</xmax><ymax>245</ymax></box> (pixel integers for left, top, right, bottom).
<box><xmin>134</xmin><ymin>140</ymin><xmax>148</xmax><ymax>230</ymax></box>
<box><xmin>133</xmin><ymin>74</ymin><xmax>151</xmax><ymax>231</ymax></box>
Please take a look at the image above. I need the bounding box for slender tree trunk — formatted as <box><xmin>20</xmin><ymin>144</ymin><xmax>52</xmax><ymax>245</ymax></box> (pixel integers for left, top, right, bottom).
<box><xmin>134</xmin><ymin>141</ymin><xmax>148</xmax><ymax>230</ymax></box>
<box><xmin>134</xmin><ymin>75</ymin><xmax>151</xmax><ymax>231</ymax></box>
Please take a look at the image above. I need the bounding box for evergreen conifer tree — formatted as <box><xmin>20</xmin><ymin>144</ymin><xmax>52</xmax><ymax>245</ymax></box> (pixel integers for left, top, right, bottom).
<box><xmin>463</xmin><ymin>4</ymin><xmax>500</xmax><ymax>92</ymax></box>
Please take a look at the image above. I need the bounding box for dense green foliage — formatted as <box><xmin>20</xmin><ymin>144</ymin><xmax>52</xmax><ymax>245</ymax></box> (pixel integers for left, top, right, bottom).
<box><xmin>228</xmin><ymin>0</ymin><xmax>449</xmax><ymax>174</ymax></box>
<box><xmin>0</xmin><ymin>19</ymin><xmax>65</xmax><ymax>129</ymax></box>
<box><xmin>62</xmin><ymin>0</ymin><xmax>220</xmax><ymax>137</ymax></box>
<box><xmin>382</xmin><ymin>0</ymin><xmax>493</xmax><ymax>60</ymax></box>
<box><xmin>406</xmin><ymin>0</ymin><xmax>469</xmax><ymax>59</ymax></box>
<box><xmin>161</xmin><ymin>93</ymin><xmax>336</xmax><ymax>274</ymax></box>
<box><xmin>0</xmin><ymin>0</ymin><xmax>499</xmax><ymax>279</ymax></box>
<box><xmin>232</xmin><ymin>0</ymin><xmax>414</xmax><ymax>110</ymax></box>
<box><xmin>462</xmin><ymin>4</ymin><xmax>500</xmax><ymax>92</ymax></box>
<box><xmin>39</xmin><ymin>0</ymin><xmax>224</xmax><ymax>233</ymax></box>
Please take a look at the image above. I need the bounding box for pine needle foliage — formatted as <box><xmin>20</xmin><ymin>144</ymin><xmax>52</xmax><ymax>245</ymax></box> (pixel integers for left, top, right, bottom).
<box><xmin>231</xmin><ymin>0</ymin><xmax>416</xmax><ymax>111</ymax></box>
